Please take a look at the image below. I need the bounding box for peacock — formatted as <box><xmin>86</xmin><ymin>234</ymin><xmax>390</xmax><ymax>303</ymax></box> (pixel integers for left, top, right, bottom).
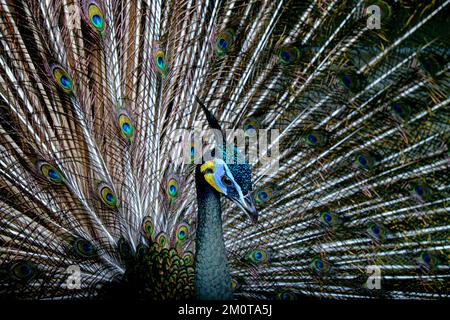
<box><xmin>0</xmin><ymin>0</ymin><xmax>449</xmax><ymax>301</ymax></box>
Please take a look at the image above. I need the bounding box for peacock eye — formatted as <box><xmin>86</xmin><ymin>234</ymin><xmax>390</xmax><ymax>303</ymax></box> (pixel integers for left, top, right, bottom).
<box><xmin>243</xmin><ymin>118</ymin><xmax>258</xmax><ymax>136</ymax></box>
<box><xmin>366</xmin><ymin>221</ymin><xmax>386</xmax><ymax>241</ymax></box>
<box><xmin>73</xmin><ymin>238</ymin><xmax>97</xmax><ymax>259</ymax></box>
<box><xmin>51</xmin><ymin>65</ymin><xmax>73</xmax><ymax>93</ymax></box>
<box><xmin>245</xmin><ymin>248</ymin><xmax>269</xmax><ymax>264</ymax></box>
<box><xmin>278</xmin><ymin>44</ymin><xmax>300</xmax><ymax>65</ymax></box>
<box><xmin>214</xmin><ymin>28</ymin><xmax>235</xmax><ymax>56</ymax></box>
<box><xmin>304</xmin><ymin>130</ymin><xmax>328</xmax><ymax>148</ymax></box>
<box><xmin>134</xmin><ymin>244</ymin><xmax>146</xmax><ymax>261</ymax></box>
<box><xmin>221</xmin><ymin>175</ymin><xmax>232</xmax><ymax>186</ymax></box>
<box><xmin>310</xmin><ymin>256</ymin><xmax>330</xmax><ymax>274</ymax></box>
<box><xmin>87</xmin><ymin>3</ymin><xmax>105</xmax><ymax>31</ymax></box>
<box><xmin>37</xmin><ymin>161</ymin><xmax>63</xmax><ymax>184</ymax></box>
<box><xmin>154</xmin><ymin>50</ymin><xmax>168</xmax><ymax>76</ymax></box>
<box><xmin>10</xmin><ymin>261</ymin><xmax>37</xmax><ymax>282</ymax></box>
<box><xmin>183</xmin><ymin>251</ymin><xmax>194</xmax><ymax>266</ymax></box>
<box><xmin>118</xmin><ymin>110</ymin><xmax>134</xmax><ymax>142</ymax></box>
<box><xmin>156</xmin><ymin>232</ymin><xmax>168</xmax><ymax>248</ymax></box>
<box><xmin>254</xmin><ymin>187</ymin><xmax>273</xmax><ymax>206</ymax></box>
<box><xmin>98</xmin><ymin>182</ymin><xmax>117</xmax><ymax>208</ymax></box>
<box><xmin>166</xmin><ymin>174</ymin><xmax>180</xmax><ymax>200</ymax></box>
<box><xmin>276</xmin><ymin>290</ymin><xmax>296</xmax><ymax>300</ymax></box>
<box><xmin>337</xmin><ymin>68</ymin><xmax>362</xmax><ymax>92</ymax></box>
<box><xmin>418</xmin><ymin>52</ymin><xmax>442</xmax><ymax>76</ymax></box>
<box><xmin>354</xmin><ymin>151</ymin><xmax>376</xmax><ymax>170</ymax></box>
<box><xmin>175</xmin><ymin>222</ymin><xmax>190</xmax><ymax>242</ymax></box>
<box><xmin>417</xmin><ymin>251</ymin><xmax>438</xmax><ymax>271</ymax></box>
<box><xmin>409</xmin><ymin>181</ymin><xmax>432</xmax><ymax>201</ymax></box>
<box><xmin>319</xmin><ymin>208</ymin><xmax>341</xmax><ymax>228</ymax></box>
<box><xmin>142</xmin><ymin>217</ymin><xmax>154</xmax><ymax>239</ymax></box>
<box><xmin>204</xmin><ymin>168</ymin><xmax>214</xmax><ymax>175</ymax></box>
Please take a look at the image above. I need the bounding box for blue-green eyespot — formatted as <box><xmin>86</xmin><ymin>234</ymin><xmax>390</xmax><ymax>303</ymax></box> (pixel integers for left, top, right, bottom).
<box><xmin>156</xmin><ymin>231</ymin><xmax>168</xmax><ymax>248</ymax></box>
<box><xmin>87</xmin><ymin>2</ymin><xmax>105</xmax><ymax>32</ymax></box>
<box><xmin>97</xmin><ymin>182</ymin><xmax>118</xmax><ymax>208</ymax></box>
<box><xmin>143</xmin><ymin>217</ymin><xmax>154</xmax><ymax>240</ymax></box>
<box><xmin>166</xmin><ymin>174</ymin><xmax>181</xmax><ymax>201</ymax></box>
<box><xmin>319</xmin><ymin>208</ymin><xmax>341</xmax><ymax>228</ymax></box>
<box><xmin>278</xmin><ymin>45</ymin><xmax>300</xmax><ymax>65</ymax></box>
<box><xmin>310</xmin><ymin>256</ymin><xmax>330</xmax><ymax>274</ymax></box>
<box><xmin>390</xmin><ymin>99</ymin><xmax>412</xmax><ymax>122</ymax></box>
<box><xmin>304</xmin><ymin>130</ymin><xmax>328</xmax><ymax>148</ymax></box>
<box><xmin>37</xmin><ymin>161</ymin><xmax>63</xmax><ymax>185</ymax></box>
<box><xmin>409</xmin><ymin>181</ymin><xmax>432</xmax><ymax>202</ymax></box>
<box><xmin>214</xmin><ymin>29</ymin><xmax>235</xmax><ymax>56</ymax></box>
<box><xmin>337</xmin><ymin>68</ymin><xmax>362</xmax><ymax>92</ymax></box>
<box><xmin>182</xmin><ymin>251</ymin><xmax>194</xmax><ymax>266</ymax></box>
<box><xmin>245</xmin><ymin>248</ymin><xmax>269</xmax><ymax>264</ymax></box>
<box><xmin>118</xmin><ymin>109</ymin><xmax>134</xmax><ymax>142</ymax></box>
<box><xmin>154</xmin><ymin>50</ymin><xmax>168</xmax><ymax>76</ymax></box>
<box><xmin>354</xmin><ymin>152</ymin><xmax>376</xmax><ymax>170</ymax></box>
<box><xmin>73</xmin><ymin>237</ymin><xmax>97</xmax><ymax>259</ymax></box>
<box><xmin>175</xmin><ymin>222</ymin><xmax>190</xmax><ymax>242</ymax></box>
<box><xmin>9</xmin><ymin>261</ymin><xmax>38</xmax><ymax>282</ymax></box>
<box><xmin>51</xmin><ymin>65</ymin><xmax>73</xmax><ymax>93</ymax></box>
<box><xmin>366</xmin><ymin>221</ymin><xmax>387</xmax><ymax>241</ymax></box>
<box><xmin>276</xmin><ymin>290</ymin><xmax>297</xmax><ymax>300</ymax></box>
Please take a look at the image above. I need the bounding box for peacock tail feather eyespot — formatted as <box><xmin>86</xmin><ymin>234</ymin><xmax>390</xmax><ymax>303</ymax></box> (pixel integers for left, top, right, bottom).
<box><xmin>182</xmin><ymin>252</ymin><xmax>194</xmax><ymax>266</ymax></box>
<box><xmin>97</xmin><ymin>182</ymin><xmax>117</xmax><ymax>208</ymax></box>
<box><xmin>9</xmin><ymin>261</ymin><xmax>38</xmax><ymax>282</ymax></box>
<box><xmin>156</xmin><ymin>232</ymin><xmax>168</xmax><ymax>248</ymax></box>
<box><xmin>51</xmin><ymin>65</ymin><xmax>73</xmax><ymax>93</ymax></box>
<box><xmin>319</xmin><ymin>208</ymin><xmax>341</xmax><ymax>227</ymax></box>
<box><xmin>36</xmin><ymin>161</ymin><xmax>63</xmax><ymax>185</ymax></box>
<box><xmin>73</xmin><ymin>238</ymin><xmax>97</xmax><ymax>259</ymax></box>
<box><xmin>214</xmin><ymin>28</ymin><xmax>235</xmax><ymax>56</ymax></box>
<box><xmin>245</xmin><ymin>248</ymin><xmax>269</xmax><ymax>264</ymax></box>
<box><xmin>310</xmin><ymin>256</ymin><xmax>330</xmax><ymax>274</ymax></box>
<box><xmin>231</xmin><ymin>278</ymin><xmax>241</xmax><ymax>291</ymax></box>
<box><xmin>117</xmin><ymin>109</ymin><xmax>134</xmax><ymax>142</ymax></box>
<box><xmin>277</xmin><ymin>44</ymin><xmax>300</xmax><ymax>65</ymax></box>
<box><xmin>275</xmin><ymin>290</ymin><xmax>296</xmax><ymax>300</ymax></box>
<box><xmin>354</xmin><ymin>151</ymin><xmax>376</xmax><ymax>170</ymax></box>
<box><xmin>337</xmin><ymin>68</ymin><xmax>362</xmax><ymax>92</ymax></box>
<box><xmin>87</xmin><ymin>2</ymin><xmax>105</xmax><ymax>31</ymax></box>
<box><xmin>154</xmin><ymin>50</ymin><xmax>168</xmax><ymax>75</ymax></box>
<box><xmin>175</xmin><ymin>222</ymin><xmax>190</xmax><ymax>242</ymax></box>
<box><xmin>409</xmin><ymin>180</ymin><xmax>432</xmax><ymax>201</ymax></box>
<box><xmin>142</xmin><ymin>217</ymin><xmax>154</xmax><ymax>239</ymax></box>
<box><xmin>166</xmin><ymin>174</ymin><xmax>180</xmax><ymax>199</ymax></box>
<box><xmin>366</xmin><ymin>0</ymin><xmax>392</xmax><ymax>21</ymax></box>
<box><xmin>254</xmin><ymin>187</ymin><xmax>272</xmax><ymax>205</ymax></box>
<box><xmin>390</xmin><ymin>99</ymin><xmax>412</xmax><ymax>121</ymax></box>
<box><xmin>366</xmin><ymin>221</ymin><xmax>387</xmax><ymax>240</ymax></box>
<box><xmin>417</xmin><ymin>251</ymin><xmax>439</xmax><ymax>270</ymax></box>
<box><xmin>304</xmin><ymin>130</ymin><xmax>328</xmax><ymax>148</ymax></box>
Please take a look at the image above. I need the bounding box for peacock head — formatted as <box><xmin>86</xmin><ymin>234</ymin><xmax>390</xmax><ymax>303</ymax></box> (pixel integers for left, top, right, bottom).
<box><xmin>200</xmin><ymin>158</ymin><xmax>257</xmax><ymax>222</ymax></box>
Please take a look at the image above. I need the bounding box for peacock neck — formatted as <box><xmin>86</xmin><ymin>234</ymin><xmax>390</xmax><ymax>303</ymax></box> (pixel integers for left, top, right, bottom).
<box><xmin>194</xmin><ymin>166</ymin><xmax>233</xmax><ymax>300</ymax></box>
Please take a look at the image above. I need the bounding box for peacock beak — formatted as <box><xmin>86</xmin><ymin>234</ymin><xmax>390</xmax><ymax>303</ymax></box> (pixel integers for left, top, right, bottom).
<box><xmin>228</xmin><ymin>191</ymin><xmax>258</xmax><ymax>223</ymax></box>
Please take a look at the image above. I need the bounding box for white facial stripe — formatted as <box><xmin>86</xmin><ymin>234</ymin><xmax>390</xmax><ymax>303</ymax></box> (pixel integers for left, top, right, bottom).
<box><xmin>212</xmin><ymin>160</ymin><xmax>228</xmax><ymax>194</ymax></box>
<box><xmin>213</xmin><ymin>159</ymin><xmax>245</xmax><ymax>200</ymax></box>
